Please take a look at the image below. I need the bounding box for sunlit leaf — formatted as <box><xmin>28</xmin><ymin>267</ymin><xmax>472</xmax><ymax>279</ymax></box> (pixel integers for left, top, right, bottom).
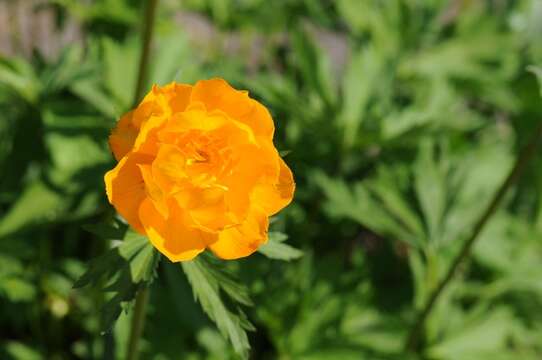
<box><xmin>259</xmin><ymin>232</ymin><xmax>303</xmax><ymax>261</ymax></box>
<box><xmin>181</xmin><ymin>255</ymin><xmax>254</xmax><ymax>359</ymax></box>
<box><xmin>74</xmin><ymin>227</ymin><xmax>159</xmax><ymax>330</ymax></box>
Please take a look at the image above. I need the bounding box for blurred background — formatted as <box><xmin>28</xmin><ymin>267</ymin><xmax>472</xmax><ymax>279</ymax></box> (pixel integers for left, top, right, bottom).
<box><xmin>1</xmin><ymin>0</ymin><xmax>542</xmax><ymax>359</ymax></box>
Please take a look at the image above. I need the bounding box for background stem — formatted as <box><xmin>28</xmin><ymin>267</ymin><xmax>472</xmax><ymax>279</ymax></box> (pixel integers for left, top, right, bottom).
<box><xmin>133</xmin><ymin>0</ymin><xmax>159</xmax><ymax>107</ymax></box>
<box><xmin>404</xmin><ymin>121</ymin><xmax>542</xmax><ymax>352</ymax></box>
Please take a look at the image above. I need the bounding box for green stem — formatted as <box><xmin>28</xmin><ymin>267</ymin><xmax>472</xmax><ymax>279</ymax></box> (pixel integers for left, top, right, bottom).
<box><xmin>126</xmin><ymin>287</ymin><xmax>150</xmax><ymax>360</ymax></box>
<box><xmin>133</xmin><ymin>0</ymin><xmax>159</xmax><ymax>107</ymax></box>
<box><xmin>404</xmin><ymin>121</ymin><xmax>542</xmax><ymax>352</ymax></box>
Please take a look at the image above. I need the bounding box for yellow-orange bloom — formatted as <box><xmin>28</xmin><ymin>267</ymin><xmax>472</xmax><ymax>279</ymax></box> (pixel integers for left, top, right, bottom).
<box><xmin>104</xmin><ymin>78</ymin><xmax>295</xmax><ymax>261</ymax></box>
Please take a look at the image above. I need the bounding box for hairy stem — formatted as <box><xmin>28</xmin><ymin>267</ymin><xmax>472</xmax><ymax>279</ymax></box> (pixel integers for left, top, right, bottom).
<box><xmin>404</xmin><ymin>121</ymin><xmax>542</xmax><ymax>352</ymax></box>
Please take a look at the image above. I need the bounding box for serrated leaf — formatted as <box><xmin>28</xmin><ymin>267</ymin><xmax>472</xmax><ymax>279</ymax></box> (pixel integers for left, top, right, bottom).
<box><xmin>128</xmin><ymin>238</ymin><xmax>158</xmax><ymax>283</ymax></box>
<box><xmin>181</xmin><ymin>256</ymin><xmax>254</xmax><ymax>359</ymax></box>
<box><xmin>198</xmin><ymin>255</ymin><xmax>253</xmax><ymax>307</ymax></box>
<box><xmin>74</xmin><ymin>227</ymin><xmax>159</xmax><ymax>330</ymax></box>
<box><xmin>73</xmin><ymin>248</ymin><xmax>119</xmax><ymax>289</ymax></box>
<box><xmin>314</xmin><ymin>170</ymin><xmax>423</xmax><ymax>248</ymax></box>
<box><xmin>259</xmin><ymin>232</ymin><xmax>303</xmax><ymax>261</ymax></box>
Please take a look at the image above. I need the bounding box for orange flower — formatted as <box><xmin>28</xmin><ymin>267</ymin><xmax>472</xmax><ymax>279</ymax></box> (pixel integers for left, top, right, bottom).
<box><xmin>104</xmin><ymin>79</ymin><xmax>295</xmax><ymax>261</ymax></box>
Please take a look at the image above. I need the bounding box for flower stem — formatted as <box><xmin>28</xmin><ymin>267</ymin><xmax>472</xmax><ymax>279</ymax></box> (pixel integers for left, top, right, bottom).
<box><xmin>404</xmin><ymin>121</ymin><xmax>542</xmax><ymax>352</ymax></box>
<box><xmin>133</xmin><ymin>0</ymin><xmax>159</xmax><ymax>107</ymax></box>
<box><xmin>126</xmin><ymin>287</ymin><xmax>150</xmax><ymax>360</ymax></box>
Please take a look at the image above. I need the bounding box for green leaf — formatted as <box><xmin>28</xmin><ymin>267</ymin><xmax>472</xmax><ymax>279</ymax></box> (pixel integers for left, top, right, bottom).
<box><xmin>102</xmin><ymin>36</ymin><xmax>139</xmax><ymax>108</ymax></box>
<box><xmin>40</xmin><ymin>46</ymin><xmax>94</xmax><ymax>96</ymax></box>
<box><xmin>336</xmin><ymin>0</ymin><xmax>368</xmax><ymax>34</ymax></box>
<box><xmin>258</xmin><ymin>232</ymin><xmax>303</xmax><ymax>261</ymax></box>
<box><xmin>314</xmin><ymin>170</ymin><xmax>423</xmax><ymax>248</ymax></box>
<box><xmin>0</xmin><ymin>57</ymin><xmax>40</xmax><ymax>103</ymax></box>
<box><xmin>2</xmin><ymin>341</ymin><xmax>42</xmax><ymax>360</ymax></box>
<box><xmin>414</xmin><ymin>140</ymin><xmax>447</xmax><ymax>243</ymax></box>
<box><xmin>527</xmin><ymin>65</ymin><xmax>542</xmax><ymax>97</ymax></box>
<box><xmin>0</xmin><ymin>277</ymin><xmax>36</xmax><ymax>303</ymax></box>
<box><xmin>279</xmin><ymin>150</ymin><xmax>292</xmax><ymax>157</ymax></box>
<box><xmin>83</xmin><ymin>219</ymin><xmax>127</xmax><ymax>240</ymax></box>
<box><xmin>268</xmin><ymin>231</ymin><xmax>288</xmax><ymax>243</ymax></box>
<box><xmin>366</xmin><ymin>167</ymin><xmax>425</xmax><ymax>240</ymax></box>
<box><xmin>150</xmin><ymin>34</ymin><xmax>199</xmax><ymax>87</ymax></box>
<box><xmin>181</xmin><ymin>255</ymin><xmax>254</xmax><ymax>359</ymax></box>
<box><xmin>382</xmin><ymin>79</ymin><xmax>482</xmax><ymax>141</ymax></box>
<box><xmin>0</xmin><ymin>181</ymin><xmax>66</xmax><ymax>238</ymax></box>
<box><xmin>70</xmin><ymin>79</ymin><xmax>121</xmax><ymax>119</ymax></box>
<box><xmin>339</xmin><ymin>46</ymin><xmax>384</xmax><ymax>148</ymax></box>
<box><xmin>291</xmin><ymin>27</ymin><xmax>337</xmax><ymax>108</ymax></box>
<box><xmin>427</xmin><ymin>308</ymin><xmax>516</xmax><ymax>359</ymax></box>
<box><xmin>74</xmin><ymin>227</ymin><xmax>159</xmax><ymax>330</ymax></box>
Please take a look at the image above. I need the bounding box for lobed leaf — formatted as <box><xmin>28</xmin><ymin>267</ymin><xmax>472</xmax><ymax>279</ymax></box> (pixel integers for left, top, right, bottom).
<box><xmin>74</xmin><ymin>225</ymin><xmax>159</xmax><ymax>331</ymax></box>
<box><xmin>259</xmin><ymin>232</ymin><xmax>303</xmax><ymax>261</ymax></box>
<box><xmin>181</xmin><ymin>255</ymin><xmax>254</xmax><ymax>359</ymax></box>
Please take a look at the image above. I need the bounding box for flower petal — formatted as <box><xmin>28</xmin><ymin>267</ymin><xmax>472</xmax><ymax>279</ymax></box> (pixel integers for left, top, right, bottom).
<box><xmin>104</xmin><ymin>152</ymin><xmax>153</xmax><ymax>232</ymax></box>
<box><xmin>138</xmin><ymin>198</ymin><xmax>214</xmax><ymax>262</ymax></box>
<box><xmin>183</xmin><ymin>186</ymin><xmax>233</xmax><ymax>232</ymax></box>
<box><xmin>209</xmin><ymin>210</ymin><xmax>269</xmax><ymax>259</ymax></box>
<box><xmin>130</xmin><ymin>83</ymin><xmax>193</xmax><ymax>156</ymax></box>
<box><xmin>191</xmin><ymin>78</ymin><xmax>274</xmax><ymax>138</ymax></box>
<box><xmin>223</xmin><ymin>140</ymin><xmax>281</xmax><ymax>218</ymax></box>
<box><xmin>138</xmin><ymin>164</ymin><xmax>169</xmax><ymax>218</ymax></box>
<box><xmin>132</xmin><ymin>115</ymin><xmax>167</xmax><ymax>156</ymax></box>
<box><xmin>109</xmin><ymin>111</ymin><xmax>139</xmax><ymax>161</ymax></box>
<box><xmin>137</xmin><ymin>83</ymin><xmax>193</xmax><ymax>124</ymax></box>
<box><xmin>155</xmin><ymin>82</ymin><xmax>193</xmax><ymax>114</ymax></box>
<box><xmin>151</xmin><ymin>144</ymin><xmax>189</xmax><ymax>193</ymax></box>
<box><xmin>251</xmin><ymin>156</ymin><xmax>295</xmax><ymax>216</ymax></box>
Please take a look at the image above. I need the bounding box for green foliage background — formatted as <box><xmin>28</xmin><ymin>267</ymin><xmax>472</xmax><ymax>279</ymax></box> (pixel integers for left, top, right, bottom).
<box><xmin>1</xmin><ymin>0</ymin><xmax>542</xmax><ymax>359</ymax></box>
